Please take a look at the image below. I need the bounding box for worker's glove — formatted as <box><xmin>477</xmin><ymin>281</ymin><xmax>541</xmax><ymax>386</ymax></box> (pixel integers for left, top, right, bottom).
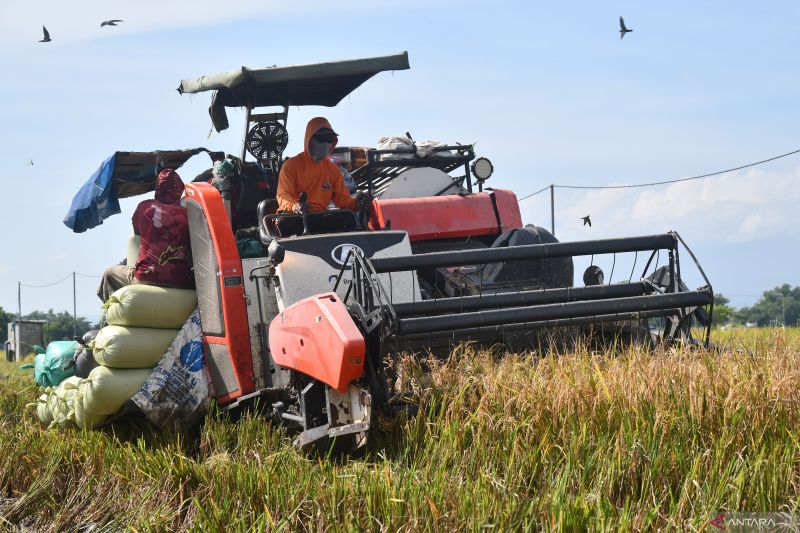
<box><xmin>291</xmin><ymin>202</ymin><xmax>303</xmax><ymax>214</ymax></box>
<box><xmin>355</xmin><ymin>191</ymin><xmax>372</xmax><ymax>212</ymax></box>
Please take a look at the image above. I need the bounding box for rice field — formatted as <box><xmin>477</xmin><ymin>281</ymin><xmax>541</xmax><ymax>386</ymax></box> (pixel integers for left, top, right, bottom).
<box><xmin>0</xmin><ymin>328</ymin><xmax>798</xmax><ymax>531</ymax></box>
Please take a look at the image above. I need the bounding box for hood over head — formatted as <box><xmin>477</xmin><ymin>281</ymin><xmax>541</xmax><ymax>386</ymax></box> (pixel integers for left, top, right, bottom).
<box><xmin>304</xmin><ymin>117</ymin><xmax>338</xmax><ymax>160</ymax></box>
<box><xmin>154</xmin><ymin>169</ymin><xmax>184</xmax><ymax>205</ymax></box>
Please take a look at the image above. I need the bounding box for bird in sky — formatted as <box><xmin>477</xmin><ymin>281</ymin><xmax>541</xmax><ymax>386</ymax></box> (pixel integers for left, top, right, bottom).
<box><xmin>100</xmin><ymin>20</ymin><xmax>123</xmax><ymax>27</ymax></box>
<box><xmin>619</xmin><ymin>17</ymin><xmax>633</xmax><ymax>39</ymax></box>
<box><xmin>581</xmin><ymin>215</ymin><xmax>592</xmax><ymax>227</ymax></box>
<box><xmin>28</xmin><ymin>159</ymin><xmax>34</xmax><ymax>166</ymax></box>
<box><xmin>39</xmin><ymin>26</ymin><xmax>51</xmax><ymax>43</ymax></box>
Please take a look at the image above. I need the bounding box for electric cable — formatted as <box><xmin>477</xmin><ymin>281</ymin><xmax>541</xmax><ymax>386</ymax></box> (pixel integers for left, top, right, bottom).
<box><xmin>519</xmin><ymin>146</ymin><xmax>800</xmax><ymax>201</ymax></box>
<box><xmin>518</xmin><ymin>185</ymin><xmax>551</xmax><ymax>202</ymax></box>
<box><xmin>21</xmin><ymin>271</ymin><xmax>101</xmax><ymax>287</ymax></box>
<box><xmin>20</xmin><ymin>273</ymin><xmax>73</xmax><ymax>288</ymax></box>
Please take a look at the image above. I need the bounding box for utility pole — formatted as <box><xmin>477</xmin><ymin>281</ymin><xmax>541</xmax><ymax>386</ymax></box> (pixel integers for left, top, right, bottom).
<box><xmin>782</xmin><ymin>294</ymin><xmax>786</xmax><ymax>327</ymax></box>
<box><xmin>73</xmin><ymin>272</ymin><xmax>77</xmax><ymax>337</ymax></box>
<box><xmin>550</xmin><ymin>184</ymin><xmax>555</xmax><ymax>236</ymax></box>
<box><xmin>17</xmin><ymin>282</ymin><xmax>21</xmax><ymax>362</ymax></box>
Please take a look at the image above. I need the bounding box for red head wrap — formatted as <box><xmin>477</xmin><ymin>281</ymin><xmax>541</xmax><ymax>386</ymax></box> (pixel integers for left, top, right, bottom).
<box><xmin>154</xmin><ymin>169</ymin><xmax>184</xmax><ymax>205</ymax></box>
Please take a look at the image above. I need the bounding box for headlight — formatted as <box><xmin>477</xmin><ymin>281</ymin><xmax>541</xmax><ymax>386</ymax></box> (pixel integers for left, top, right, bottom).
<box><xmin>471</xmin><ymin>157</ymin><xmax>494</xmax><ymax>182</ymax></box>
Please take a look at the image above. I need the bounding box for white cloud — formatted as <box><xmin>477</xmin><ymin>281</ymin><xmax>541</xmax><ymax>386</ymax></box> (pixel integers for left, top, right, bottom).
<box><xmin>521</xmin><ymin>166</ymin><xmax>800</xmax><ymax>244</ymax></box>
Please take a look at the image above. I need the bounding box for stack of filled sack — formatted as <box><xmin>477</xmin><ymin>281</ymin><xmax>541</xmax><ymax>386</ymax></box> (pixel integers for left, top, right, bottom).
<box><xmin>34</xmin><ymin>284</ymin><xmax>197</xmax><ymax>430</ymax></box>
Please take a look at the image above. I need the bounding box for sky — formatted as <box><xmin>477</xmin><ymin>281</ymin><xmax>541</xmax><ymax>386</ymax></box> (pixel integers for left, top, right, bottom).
<box><xmin>0</xmin><ymin>0</ymin><xmax>799</xmax><ymax>323</ymax></box>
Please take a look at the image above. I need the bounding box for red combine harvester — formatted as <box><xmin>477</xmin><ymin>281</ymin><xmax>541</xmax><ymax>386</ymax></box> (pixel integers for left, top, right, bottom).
<box><xmin>176</xmin><ymin>52</ymin><xmax>714</xmax><ymax>452</ymax></box>
<box><xmin>69</xmin><ymin>52</ymin><xmax>714</xmax><ymax>453</ymax></box>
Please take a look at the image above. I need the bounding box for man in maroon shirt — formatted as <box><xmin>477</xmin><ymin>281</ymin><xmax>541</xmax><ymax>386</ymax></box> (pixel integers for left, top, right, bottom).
<box><xmin>97</xmin><ymin>169</ymin><xmax>194</xmax><ymax>302</ymax></box>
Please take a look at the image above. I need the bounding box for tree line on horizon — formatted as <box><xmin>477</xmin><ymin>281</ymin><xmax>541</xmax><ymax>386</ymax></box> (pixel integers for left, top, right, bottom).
<box><xmin>713</xmin><ymin>284</ymin><xmax>799</xmax><ymax>327</ymax></box>
<box><xmin>0</xmin><ymin>308</ymin><xmax>99</xmax><ymax>346</ymax></box>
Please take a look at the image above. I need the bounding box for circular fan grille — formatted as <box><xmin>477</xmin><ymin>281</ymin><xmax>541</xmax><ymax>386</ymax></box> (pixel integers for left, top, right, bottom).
<box><xmin>245</xmin><ymin>121</ymin><xmax>289</xmax><ymax>161</ymax></box>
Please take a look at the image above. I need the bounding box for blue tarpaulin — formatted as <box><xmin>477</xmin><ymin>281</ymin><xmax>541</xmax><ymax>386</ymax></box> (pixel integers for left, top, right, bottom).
<box><xmin>64</xmin><ymin>154</ymin><xmax>120</xmax><ymax>233</ymax></box>
<box><xmin>64</xmin><ymin>148</ymin><xmax>217</xmax><ymax>233</ymax></box>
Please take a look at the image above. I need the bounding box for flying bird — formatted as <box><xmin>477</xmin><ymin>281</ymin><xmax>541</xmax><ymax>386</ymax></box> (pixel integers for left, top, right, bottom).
<box><xmin>581</xmin><ymin>215</ymin><xmax>592</xmax><ymax>227</ymax></box>
<box><xmin>619</xmin><ymin>17</ymin><xmax>633</xmax><ymax>39</ymax></box>
<box><xmin>39</xmin><ymin>26</ymin><xmax>51</xmax><ymax>43</ymax></box>
<box><xmin>28</xmin><ymin>159</ymin><xmax>34</xmax><ymax>166</ymax></box>
<box><xmin>100</xmin><ymin>20</ymin><xmax>123</xmax><ymax>27</ymax></box>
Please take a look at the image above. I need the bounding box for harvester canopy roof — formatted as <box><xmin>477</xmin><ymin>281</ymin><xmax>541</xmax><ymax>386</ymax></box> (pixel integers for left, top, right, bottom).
<box><xmin>64</xmin><ymin>148</ymin><xmax>218</xmax><ymax>233</ymax></box>
<box><xmin>177</xmin><ymin>52</ymin><xmax>410</xmax><ymax>131</ymax></box>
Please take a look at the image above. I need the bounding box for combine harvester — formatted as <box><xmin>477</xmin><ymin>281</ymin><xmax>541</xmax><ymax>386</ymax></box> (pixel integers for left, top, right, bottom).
<box><xmin>69</xmin><ymin>52</ymin><xmax>714</xmax><ymax>453</ymax></box>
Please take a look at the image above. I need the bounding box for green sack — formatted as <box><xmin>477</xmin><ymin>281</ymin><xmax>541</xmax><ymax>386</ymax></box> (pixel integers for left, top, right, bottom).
<box><xmin>93</xmin><ymin>326</ymin><xmax>178</xmax><ymax>369</ymax></box>
<box><xmin>236</xmin><ymin>237</ymin><xmax>265</xmax><ymax>259</ymax></box>
<box><xmin>33</xmin><ymin>341</ymin><xmax>78</xmax><ymax>388</ymax></box>
<box><xmin>103</xmin><ymin>285</ymin><xmax>197</xmax><ymax>329</ymax></box>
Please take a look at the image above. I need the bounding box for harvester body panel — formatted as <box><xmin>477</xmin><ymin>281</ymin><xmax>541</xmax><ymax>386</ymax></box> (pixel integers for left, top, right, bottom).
<box><xmin>368</xmin><ymin>189</ymin><xmax>523</xmax><ymax>241</ymax></box>
<box><xmin>272</xmin><ymin>231</ymin><xmax>420</xmax><ymax>309</ymax></box>
<box><xmin>269</xmin><ymin>292</ymin><xmax>366</xmax><ymax>392</ymax></box>
<box><xmin>184</xmin><ymin>182</ymin><xmax>256</xmax><ymax>402</ymax></box>
<box><xmin>241</xmin><ymin>257</ymin><xmax>287</xmax><ymax>390</ymax></box>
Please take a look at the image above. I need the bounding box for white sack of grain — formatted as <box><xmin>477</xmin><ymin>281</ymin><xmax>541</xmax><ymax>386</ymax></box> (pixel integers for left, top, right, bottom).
<box><xmin>81</xmin><ymin>366</ymin><xmax>153</xmax><ymax>416</ymax></box>
<box><xmin>45</xmin><ymin>376</ymin><xmax>82</xmax><ymax>429</ymax></box>
<box><xmin>35</xmin><ymin>393</ymin><xmax>53</xmax><ymax>427</ymax></box>
<box><xmin>103</xmin><ymin>285</ymin><xmax>196</xmax><ymax>329</ymax></box>
<box><xmin>73</xmin><ymin>392</ymin><xmax>108</xmax><ymax>430</ymax></box>
<box><xmin>92</xmin><ymin>326</ymin><xmax>179</xmax><ymax>369</ymax></box>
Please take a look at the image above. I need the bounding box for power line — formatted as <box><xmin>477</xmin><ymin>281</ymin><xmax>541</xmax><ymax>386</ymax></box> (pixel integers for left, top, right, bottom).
<box><xmin>20</xmin><ymin>271</ymin><xmax>100</xmax><ymax>287</ymax></box>
<box><xmin>20</xmin><ymin>271</ymin><xmax>101</xmax><ymax>287</ymax></box>
<box><xmin>519</xmin><ymin>146</ymin><xmax>800</xmax><ymax>201</ymax></box>
<box><xmin>518</xmin><ymin>185</ymin><xmax>551</xmax><ymax>202</ymax></box>
<box><xmin>20</xmin><ymin>273</ymin><xmax>73</xmax><ymax>288</ymax></box>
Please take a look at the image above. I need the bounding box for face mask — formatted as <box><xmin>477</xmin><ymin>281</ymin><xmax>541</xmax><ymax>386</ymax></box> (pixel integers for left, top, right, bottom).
<box><xmin>309</xmin><ymin>138</ymin><xmax>332</xmax><ymax>161</ymax></box>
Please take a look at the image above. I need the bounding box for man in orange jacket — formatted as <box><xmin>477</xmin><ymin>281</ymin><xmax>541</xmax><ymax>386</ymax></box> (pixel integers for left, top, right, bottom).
<box><xmin>277</xmin><ymin>117</ymin><xmax>368</xmax><ymax>213</ymax></box>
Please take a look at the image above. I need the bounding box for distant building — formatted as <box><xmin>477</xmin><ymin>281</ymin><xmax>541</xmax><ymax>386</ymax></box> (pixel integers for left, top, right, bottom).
<box><xmin>4</xmin><ymin>320</ymin><xmax>47</xmax><ymax>361</ymax></box>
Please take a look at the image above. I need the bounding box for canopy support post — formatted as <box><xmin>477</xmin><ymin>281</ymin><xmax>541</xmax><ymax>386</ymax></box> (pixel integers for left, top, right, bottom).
<box><xmin>241</xmin><ymin>105</ymin><xmax>252</xmax><ymax>162</ymax></box>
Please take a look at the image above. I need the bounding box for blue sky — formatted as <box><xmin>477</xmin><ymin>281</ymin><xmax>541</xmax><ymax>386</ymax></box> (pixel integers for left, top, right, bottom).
<box><xmin>0</xmin><ymin>0</ymin><xmax>798</xmax><ymax>322</ymax></box>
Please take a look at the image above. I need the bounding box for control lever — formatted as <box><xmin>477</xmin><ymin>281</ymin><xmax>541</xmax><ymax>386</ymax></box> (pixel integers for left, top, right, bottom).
<box><xmin>356</xmin><ymin>191</ymin><xmax>373</xmax><ymax>230</ymax></box>
<box><xmin>298</xmin><ymin>192</ymin><xmax>310</xmax><ymax>235</ymax></box>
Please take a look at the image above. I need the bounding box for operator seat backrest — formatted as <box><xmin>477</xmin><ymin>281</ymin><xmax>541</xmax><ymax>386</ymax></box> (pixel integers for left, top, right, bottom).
<box><xmin>233</xmin><ymin>163</ymin><xmax>275</xmax><ymax>231</ymax></box>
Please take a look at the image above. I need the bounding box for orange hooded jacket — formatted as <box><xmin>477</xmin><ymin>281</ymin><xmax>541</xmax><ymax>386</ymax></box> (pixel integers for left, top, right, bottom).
<box><xmin>276</xmin><ymin>117</ymin><xmax>357</xmax><ymax>213</ymax></box>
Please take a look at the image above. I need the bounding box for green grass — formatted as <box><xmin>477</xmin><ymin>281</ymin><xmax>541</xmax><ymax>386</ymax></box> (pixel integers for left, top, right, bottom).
<box><xmin>0</xmin><ymin>329</ymin><xmax>798</xmax><ymax>531</ymax></box>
